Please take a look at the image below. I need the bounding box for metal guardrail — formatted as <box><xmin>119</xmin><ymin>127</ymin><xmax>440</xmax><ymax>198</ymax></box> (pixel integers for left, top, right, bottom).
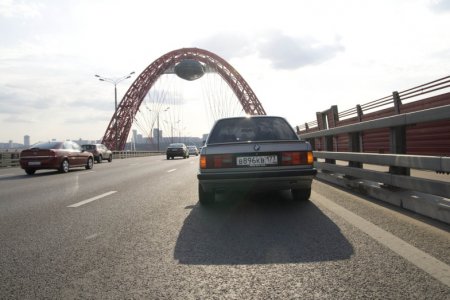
<box><xmin>0</xmin><ymin>152</ymin><xmax>20</xmax><ymax>168</ymax></box>
<box><xmin>112</xmin><ymin>151</ymin><xmax>162</xmax><ymax>159</ymax></box>
<box><xmin>0</xmin><ymin>151</ymin><xmax>163</xmax><ymax>168</ymax></box>
<box><xmin>314</xmin><ymin>151</ymin><xmax>450</xmax><ymax>198</ymax></box>
<box><xmin>299</xmin><ymin>103</ymin><xmax>450</xmax><ymax>139</ymax></box>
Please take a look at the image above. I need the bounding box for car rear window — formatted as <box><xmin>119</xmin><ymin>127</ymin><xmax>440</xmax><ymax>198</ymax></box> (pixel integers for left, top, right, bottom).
<box><xmin>169</xmin><ymin>143</ymin><xmax>184</xmax><ymax>147</ymax></box>
<box><xmin>207</xmin><ymin>117</ymin><xmax>298</xmax><ymax>144</ymax></box>
<box><xmin>82</xmin><ymin>145</ymin><xmax>96</xmax><ymax>150</ymax></box>
<box><xmin>30</xmin><ymin>142</ymin><xmax>63</xmax><ymax>149</ymax></box>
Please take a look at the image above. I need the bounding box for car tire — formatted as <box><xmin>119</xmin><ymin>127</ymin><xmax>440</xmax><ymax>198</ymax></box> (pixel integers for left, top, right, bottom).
<box><xmin>97</xmin><ymin>155</ymin><xmax>102</xmax><ymax>163</ymax></box>
<box><xmin>60</xmin><ymin>159</ymin><xmax>69</xmax><ymax>173</ymax></box>
<box><xmin>166</xmin><ymin>155</ymin><xmax>170</xmax><ymax>160</ymax></box>
<box><xmin>198</xmin><ymin>183</ymin><xmax>214</xmax><ymax>205</ymax></box>
<box><xmin>86</xmin><ymin>157</ymin><xmax>94</xmax><ymax>170</ymax></box>
<box><xmin>292</xmin><ymin>188</ymin><xmax>311</xmax><ymax>201</ymax></box>
<box><xmin>25</xmin><ymin>169</ymin><xmax>36</xmax><ymax>175</ymax></box>
<box><xmin>108</xmin><ymin>155</ymin><xmax>112</xmax><ymax>162</ymax></box>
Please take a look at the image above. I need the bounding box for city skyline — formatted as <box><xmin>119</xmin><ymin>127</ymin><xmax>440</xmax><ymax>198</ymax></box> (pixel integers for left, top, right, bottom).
<box><xmin>0</xmin><ymin>128</ymin><xmax>205</xmax><ymax>149</ymax></box>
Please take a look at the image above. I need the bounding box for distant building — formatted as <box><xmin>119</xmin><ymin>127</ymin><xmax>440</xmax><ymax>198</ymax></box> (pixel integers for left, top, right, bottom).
<box><xmin>132</xmin><ymin>129</ymin><xmax>138</xmax><ymax>144</ymax></box>
<box><xmin>153</xmin><ymin>128</ymin><xmax>163</xmax><ymax>140</ymax></box>
<box><xmin>76</xmin><ymin>138</ymin><xmax>96</xmax><ymax>145</ymax></box>
<box><xmin>0</xmin><ymin>142</ymin><xmax>22</xmax><ymax>149</ymax></box>
<box><xmin>24</xmin><ymin>135</ymin><xmax>30</xmax><ymax>147</ymax></box>
<box><xmin>136</xmin><ymin>134</ymin><xmax>144</xmax><ymax>144</ymax></box>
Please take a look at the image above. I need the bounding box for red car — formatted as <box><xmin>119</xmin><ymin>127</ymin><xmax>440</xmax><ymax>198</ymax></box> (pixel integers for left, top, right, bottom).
<box><xmin>20</xmin><ymin>141</ymin><xmax>94</xmax><ymax>175</ymax></box>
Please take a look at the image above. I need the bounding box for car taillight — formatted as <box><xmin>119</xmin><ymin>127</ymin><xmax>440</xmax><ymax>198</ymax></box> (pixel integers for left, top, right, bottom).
<box><xmin>281</xmin><ymin>151</ymin><xmax>313</xmax><ymax>166</ymax></box>
<box><xmin>307</xmin><ymin>151</ymin><xmax>314</xmax><ymax>164</ymax></box>
<box><xmin>200</xmin><ymin>154</ymin><xmax>233</xmax><ymax>169</ymax></box>
<box><xmin>200</xmin><ymin>155</ymin><xmax>207</xmax><ymax>169</ymax></box>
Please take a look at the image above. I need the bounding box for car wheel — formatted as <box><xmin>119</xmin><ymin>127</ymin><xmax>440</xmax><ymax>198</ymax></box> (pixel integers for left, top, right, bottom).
<box><xmin>97</xmin><ymin>155</ymin><xmax>102</xmax><ymax>163</ymax></box>
<box><xmin>166</xmin><ymin>155</ymin><xmax>170</xmax><ymax>160</ymax></box>
<box><xmin>198</xmin><ymin>183</ymin><xmax>214</xmax><ymax>205</ymax></box>
<box><xmin>60</xmin><ymin>159</ymin><xmax>69</xmax><ymax>173</ymax></box>
<box><xmin>292</xmin><ymin>188</ymin><xmax>311</xmax><ymax>201</ymax></box>
<box><xmin>183</xmin><ymin>155</ymin><xmax>186</xmax><ymax>159</ymax></box>
<box><xmin>86</xmin><ymin>157</ymin><xmax>94</xmax><ymax>170</ymax></box>
<box><xmin>25</xmin><ymin>169</ymin><xmax>36</xmax><ymax>175</ymax></box>
<box><xmin>108</xmin><ymin>155</ymin><xmax>112</xmax><ymax>162</ymax></box>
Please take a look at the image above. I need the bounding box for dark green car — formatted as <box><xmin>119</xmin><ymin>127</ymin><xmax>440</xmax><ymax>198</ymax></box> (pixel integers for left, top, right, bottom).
<box><xmin>197</xmin><ymin>116</ymin><xmax>317</xmax><ymax>205</ymax></box>
<box><xmin>166</xmin><ymin>143</ymin><xmax>189</xmax><ymax>159</ymax></box>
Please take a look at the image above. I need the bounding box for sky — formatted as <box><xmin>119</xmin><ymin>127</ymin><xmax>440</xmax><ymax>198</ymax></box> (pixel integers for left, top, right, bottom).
<box><xmin>1</xmin><ymin>0</ymin><xmax>450</xmax><ymax>145</ymax></box>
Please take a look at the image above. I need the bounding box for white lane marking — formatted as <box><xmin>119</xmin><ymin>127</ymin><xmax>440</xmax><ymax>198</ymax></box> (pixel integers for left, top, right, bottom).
<box><xmin>78</xmin><ymin>171</ymin><xmax>94</xmax><ymax>175</ymax></box>
<box><xmin>313</xmin><ymin>191</ymin><xmax>450</xmax><ymax>287</ymax></box>
<box><xmin>85</xmin><ymin>233</ymin><xmax>101</xmax><ymax>240</ymax></box>
<box><xmin>167</xmin><ymin>169</ymin><xmax>177</xmax><ymax>173</ymax></box>
<box><xmin>67</xmin><ymin>191</ymin><xmax>117</xmax><ymax>208</ymax></box>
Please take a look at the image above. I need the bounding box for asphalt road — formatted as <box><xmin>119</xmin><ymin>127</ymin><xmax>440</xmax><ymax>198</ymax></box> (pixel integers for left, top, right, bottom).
<box><xmin>1</xmin><ymin>156</ymin><xmax>449</xmax><ymax>299</ymax></box>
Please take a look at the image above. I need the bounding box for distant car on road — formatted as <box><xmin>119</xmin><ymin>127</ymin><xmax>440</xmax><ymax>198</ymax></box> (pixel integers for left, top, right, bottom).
<box><xmin>166</xmin><ymin>143</ymin><xmax>189</xmax><ymax>159</ymax></box>
<box><xmin>187</xmin><ymin>145</ymin><xmax>199</xmax><ymax>156</ymax></box>
<box><xmin>197</xmin><ymin>116</ymin><xmax>317</xmax><ymax>205</ymax></box>
<box><xmin>20</xmin><ymin>141</ymin><xmax>94</xmax><ymax>175</ymax></box>
<box><xmin>81</xmin><ymin>144</ymin><xmax>112</xmax><ymax>163</ymax></box>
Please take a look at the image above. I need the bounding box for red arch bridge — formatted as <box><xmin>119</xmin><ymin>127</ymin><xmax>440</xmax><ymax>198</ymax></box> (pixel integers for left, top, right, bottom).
<box><xmin>101</xmin><ymin>48</ymin><xmax>266</xmax><ymax>151</ymax></box>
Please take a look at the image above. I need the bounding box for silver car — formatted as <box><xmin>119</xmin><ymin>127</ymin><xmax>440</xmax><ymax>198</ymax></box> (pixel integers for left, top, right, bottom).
<box><xmin>197</xmin><ymin>116</ymin><xmax>316</xmax><ymax>205</ymax></box>
<box><xmin>187</xmin><ymin>145</ymin><xmax>199</xmax><ymax>156</ymax></box>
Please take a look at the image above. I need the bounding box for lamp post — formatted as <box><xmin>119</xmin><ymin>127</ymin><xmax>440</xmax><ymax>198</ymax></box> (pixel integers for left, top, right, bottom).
<box><xmin>95</xmin><ymin>71</ymin><xmax>135</xmax><ymax>150</ymax></box>
<box><xmin>149</xmin><ymin>107</ymin><xmax>170</xmax><ymax>152</ymax></box>
<box><xmin>164</xmin><ymin>119</ymin><xmax>181</xmax><ymax>143</ymax></box>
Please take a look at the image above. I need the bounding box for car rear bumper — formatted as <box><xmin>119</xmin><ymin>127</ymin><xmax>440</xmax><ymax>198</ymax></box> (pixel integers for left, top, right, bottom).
<box><xmin>198</xmin><ymin>169</ymin><xmax>316</xmax><ymax>192</ymax></box>
<box><xmin>20</xmin><ymin>157</ymin><xmax>61</xmax><ymax>170</ymax></box>
<box><xmin>167</xmin><ymin>151</ymin><xmax>186</xmax><ymax>156</ymax></box>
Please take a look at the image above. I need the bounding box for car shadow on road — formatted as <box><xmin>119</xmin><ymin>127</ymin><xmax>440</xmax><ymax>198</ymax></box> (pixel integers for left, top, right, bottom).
<box><xmin>0</xmin><ymin>169</ymin><xmax>88</xmax><ymax>181</ymax></box>
<box><xmin>174</xmin><ymin>190</ymin><xmax>354</xmax><ymax>265</ymax></box>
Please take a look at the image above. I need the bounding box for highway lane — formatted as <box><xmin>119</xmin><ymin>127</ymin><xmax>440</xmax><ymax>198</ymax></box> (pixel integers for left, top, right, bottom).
<box><xmin>0</xmin><ymin>156</ymin><xmax>449</xmax><ymax>299</ymax></box>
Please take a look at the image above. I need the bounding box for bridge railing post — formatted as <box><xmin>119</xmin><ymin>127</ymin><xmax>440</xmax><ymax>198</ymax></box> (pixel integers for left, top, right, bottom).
<box><xmin>348</xmin><ymin>132</ymin><xmax>363</xmax><ymax>169</ymax></box>
<box><xmin>389</xmin><ymin>126</ymin><xmax>410</xmax><ymax>176</ymax></box>
<box><xmin>388</xmin><ymin>91</ymin><xmax>410</xmax><ymax>177</ymax></box>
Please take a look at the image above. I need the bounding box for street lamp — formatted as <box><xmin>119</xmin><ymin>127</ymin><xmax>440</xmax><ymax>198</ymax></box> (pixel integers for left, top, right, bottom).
<box><xmin>149</xmin><ymin>107</ymin><xmax>170</xmax><ymax>152</ymax></box>
<box><xmin>95</xmin><ymin>71</ymin><xmax>135</xmax><ymax>150</ymax></box>
<box><xmin>163</xmin><ymin>119</ymin><xmax>181</xmax><ymax>143</ymax></box>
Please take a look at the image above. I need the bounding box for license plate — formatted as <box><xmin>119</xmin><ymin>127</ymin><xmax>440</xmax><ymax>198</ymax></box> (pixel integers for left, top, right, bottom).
<box><xmin>236</xmin><ymin>155</ymin><xmax>278</xmax><ymax>166</ymax></box>
<box><xmin>28</xmin><ymin>161</ymin><xmax>41</xmax><ymax>166</ymax></box>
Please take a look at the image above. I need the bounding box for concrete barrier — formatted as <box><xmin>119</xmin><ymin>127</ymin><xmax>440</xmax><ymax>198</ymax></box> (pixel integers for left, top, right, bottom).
<box><xmin>317</xmin><ymin>171</ymin><xmax>450</xmax><ymax>225</ymax></box>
